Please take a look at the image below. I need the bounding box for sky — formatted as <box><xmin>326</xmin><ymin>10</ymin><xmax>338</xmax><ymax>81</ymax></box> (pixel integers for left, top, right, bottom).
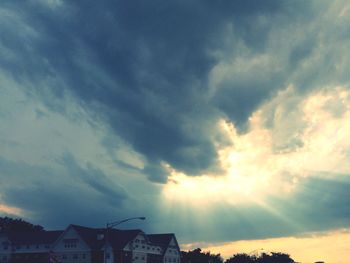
<box><xmin>1</xmin><ymin>0</ymin><xmax>350</xmax><ymax>262</ymax></box>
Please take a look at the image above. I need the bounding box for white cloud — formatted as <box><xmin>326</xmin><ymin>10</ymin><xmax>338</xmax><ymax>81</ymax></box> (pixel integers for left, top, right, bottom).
<box><xmin>163</xmin><ymin>85</ymin><xmax>350</xmax><ymax>205</ymax></box>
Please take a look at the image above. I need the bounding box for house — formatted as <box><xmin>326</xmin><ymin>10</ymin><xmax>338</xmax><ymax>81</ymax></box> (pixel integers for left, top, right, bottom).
<box><xmin>147</xmin><ymin>234</ymin><xmax>180</xmax><ymax>263</ymax></box>
<box><xmin>0</xmin><ymin>224</ymin><xmax>181</xmax><ymax>263</ymax></box>
<box><xmin>0</xmin><ymin>230</ymin><xmax>63</xmax><ymax>263</ymax></box>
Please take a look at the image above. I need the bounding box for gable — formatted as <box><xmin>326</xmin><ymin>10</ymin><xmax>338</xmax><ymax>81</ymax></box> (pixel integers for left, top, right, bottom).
<box><xmin>52</xmin><ymin>225</ymin><xmax>90</xmax><ymax>251</ymax></box>
<box><xmin>169</xmin><ymin>238</ymin><xmax>176</xmax><ymax>247</ymax></box>
<box><xmin>124</xmin><ymin>233</ymin><xmax>146</xmax><ymax>250</ymax></box>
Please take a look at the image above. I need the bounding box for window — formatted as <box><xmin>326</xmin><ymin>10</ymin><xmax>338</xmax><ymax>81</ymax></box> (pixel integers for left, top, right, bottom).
<box><xmin>63</xmin><ymin>239</ymin><xmax>78</xmax><ymax>248</ymax></box>
<box><xmin>82</xmin><ymin>254</ymin><xmax>86</xmax><ymax>259</ymax></box>
<box><xmin>64</xmin><ymin>243</ymin><xmax>77</xmax><ymax>248</ymax></box>
<box><xmin>73</xmin><ymin>254</ymin><xmax>78</xmax><ymax>260</ymax></box>
<box><xmin>62</xmin><ymin>255</ymin><xmax>67</xmax><ymax>260</ymax></box>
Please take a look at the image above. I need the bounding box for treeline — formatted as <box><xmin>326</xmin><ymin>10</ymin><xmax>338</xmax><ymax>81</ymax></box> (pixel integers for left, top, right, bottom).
<box><xmin>181</xmin><ymin>248</ymin><xmax>298</xmax><ymax>263</ymax></box>
<box><xmin>0</xmin><ymin>216</ymin><xmax>44</xmax><ymax>233</ymax></box>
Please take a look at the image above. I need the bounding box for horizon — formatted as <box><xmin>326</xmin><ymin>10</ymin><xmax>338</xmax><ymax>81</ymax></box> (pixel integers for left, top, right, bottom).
<box><xmin>1</xmin><ymin>1</ymin><xmax>350</xmax><ymax>263</ymax></box>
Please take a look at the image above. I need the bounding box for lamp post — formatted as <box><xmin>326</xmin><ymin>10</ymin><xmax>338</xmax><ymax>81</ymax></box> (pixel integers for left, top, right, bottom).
<box><xmin>104</xmin><ymin>217</ymin><xmax>146</xmax><ymax>263</ymax></box>
<box><xmin>106</xmin><ymin>217</ymin><xmax>146</xmax><ymax>229</ymax></box>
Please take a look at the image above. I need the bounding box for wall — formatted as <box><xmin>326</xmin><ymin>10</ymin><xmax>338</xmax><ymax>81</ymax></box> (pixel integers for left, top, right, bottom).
<box><xmin>52</xmin><ymin>226</ymin><xmax>91</xmax><ymax>263</ymax></box>
<box><xmin>163</xmin><ymin>238</ymin><xmax>180</xmax><ymax>263</ymax></box>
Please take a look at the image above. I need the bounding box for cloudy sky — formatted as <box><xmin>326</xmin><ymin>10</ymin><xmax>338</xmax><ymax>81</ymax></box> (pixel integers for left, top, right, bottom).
<box><xmin>1</xmin><ymin>0</ymin><xmax>350</xmax><ymax>262</ymax></box>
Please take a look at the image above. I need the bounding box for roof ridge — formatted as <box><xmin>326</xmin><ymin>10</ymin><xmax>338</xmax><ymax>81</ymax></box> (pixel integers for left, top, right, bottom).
<box><xmin>148</xmin><ymin>233</ymin><xmax>175</xmax><ymax>236</ymax></box>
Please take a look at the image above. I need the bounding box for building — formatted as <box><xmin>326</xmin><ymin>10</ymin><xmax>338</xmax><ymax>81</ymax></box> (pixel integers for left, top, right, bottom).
<box><xmin>147</xmin><ymin>234</ymin><xmax>180</xmax><ymax>263</ymax></box>
<box><xmin>0</xmin><ymin>230</ymin><xmax>63</xmax><ymax>263</ymax></box>
<box><xmin>0</xmin><ymin>224</ymin><xmax>181</xmax><ymax>263</ymax></box>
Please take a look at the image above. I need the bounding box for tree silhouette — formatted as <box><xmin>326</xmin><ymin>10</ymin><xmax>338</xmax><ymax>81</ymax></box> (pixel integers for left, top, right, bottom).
<box><xmin>256</xmin><ymin>252</ymin><xmax>295</xmax><ymax>263</ymax></box>
<box><xmin>225</xmin><ymin>253</ymin><xmax>256</xmax><ymax>263</ymax></box>
<box><xmin>0</xmin><ymin>217</ymin><xmax>44</xmax><ymax>232</ymax></box>
<box><xmin>181</xmin><ymin>248</ymin><xmax>223</xmax><ymax>263</ymax></box>
<box><xmin>225</xmin><ymin>252</ymin><xmax>295</xmax><ymax>263</ymax></box>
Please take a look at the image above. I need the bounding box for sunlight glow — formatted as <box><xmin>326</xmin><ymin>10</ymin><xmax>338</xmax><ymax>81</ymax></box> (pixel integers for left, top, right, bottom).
<box><xmin>0</xmin><ymin>203</ymin><xmax>23</xmax><ymax>216</ymax></box>
<box><xmin>163</xmin><ymin>85</ymin><xmax>350</xmax><ymax>205</ymax></box>
<box><xmin>198</xmin><ymin>228</ymin><xmax>350</xmax><ymax>263</ymax></box>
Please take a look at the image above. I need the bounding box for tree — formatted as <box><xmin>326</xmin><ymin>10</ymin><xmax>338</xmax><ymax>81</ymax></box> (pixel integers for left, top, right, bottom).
<box><xmin>225</xmin><ymin>253</ymin><xmax>256</xmax><ymax>263</ymax></box>
<box><xmin>225</xmin><ymin>252</ymin><xmax>296</xmax><ymax>263</ymax></box>
<box><xmin>256</xmin><ymin>252</ymin><xmax>295</xmax><ymax>263</ymax></box>
<box><xmin>0</xmin><ymin>217</ymin><xmax>44</xmax><ymax>233</ymax></box>
<box><xmin>181</xmin><ymin>248</ymin><xmax>223</xmax><ymax>263</ymax></box>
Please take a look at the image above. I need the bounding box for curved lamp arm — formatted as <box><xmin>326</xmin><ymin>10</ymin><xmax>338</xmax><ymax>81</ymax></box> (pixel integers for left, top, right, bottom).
<box><xmin>106</xmin><ymin>217</ymin><xmax>146</xmax><ymax>229</ymax></box>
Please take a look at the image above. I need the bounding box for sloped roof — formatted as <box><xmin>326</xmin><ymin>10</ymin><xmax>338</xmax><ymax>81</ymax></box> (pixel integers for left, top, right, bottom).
<box><xmin>8</xmin><ymin>230</ymin><xmax>63</xmax><ymax>245</ymax></box>
<box><xmin>71</xmin><ymin>225</ymin><xmax>142</xmax><ymax>250</ymax></box>
<box><xmin>108</xmin><ymin>228</ymin><xmax>142</xmax><ymax>250</ymax></box>
<box><xmin>5</xmin><ymin>224</ymin><xmax>179</xmax><ymax>253</ymax></box>
<box><xmin>71</xmin><ymin>225</ymin><xmax>106</xmax><ymax>250</ymax></box>
<box><xmin>147</xmin><ymin>233</ymin><xmax>174</xmax><ymax>246</ymax></box>
<box><xmin>147</xmin><ymin>233</ymin><xmax>180</xmax><ymax>256</ymax></box>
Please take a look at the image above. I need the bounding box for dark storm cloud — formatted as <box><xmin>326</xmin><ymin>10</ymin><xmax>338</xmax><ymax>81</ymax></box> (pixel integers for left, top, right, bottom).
<box><xmin>275</xmin><ymin>174</ymin><xmax>350</xmax><ymax>231</ymax></box>
<box><xmin>0</xmin><ymin>0</ymin><xmax>309</xmax><ymax>181</ymax></box>
<box><xmin>2</xmin><ymin>0</ymin><xmax>350</xmax><ymax>244</ymax></box>
<box><xmin>59</xmin><ymin>154</ymin><xmax>127</xmax><ymax>203</ymax></box>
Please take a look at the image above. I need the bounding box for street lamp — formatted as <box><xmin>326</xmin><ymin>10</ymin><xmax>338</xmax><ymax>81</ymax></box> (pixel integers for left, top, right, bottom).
<box><xmin>104</xmin><ymin>217</ymin><xmax>146</xmax><ymax>263</ymax></box>
<box><xmin>106</xmin><ymin>216</ymin><xmax>146</xmax><ymax>229</ymax></box>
